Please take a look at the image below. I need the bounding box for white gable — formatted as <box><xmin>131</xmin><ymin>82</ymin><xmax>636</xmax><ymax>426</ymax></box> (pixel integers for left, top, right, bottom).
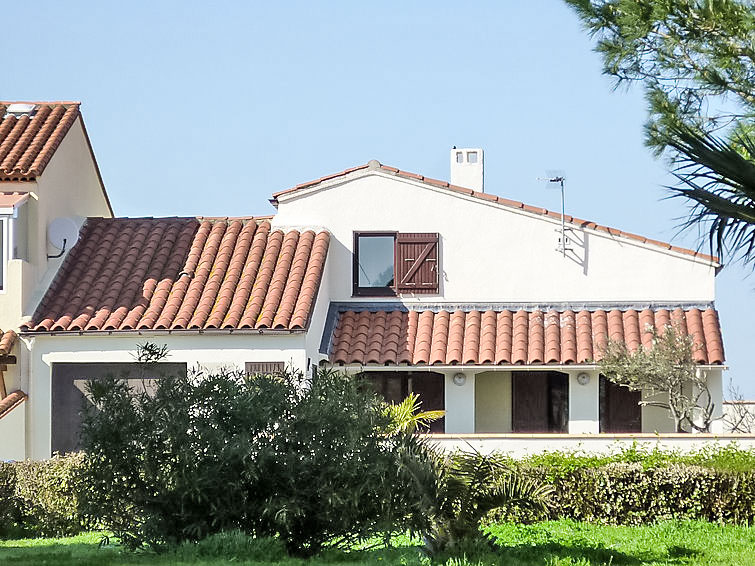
<box><xmin>272</xmin><ymin>169</ymin><xmax>715</xmax><ymax>304</ymax></box>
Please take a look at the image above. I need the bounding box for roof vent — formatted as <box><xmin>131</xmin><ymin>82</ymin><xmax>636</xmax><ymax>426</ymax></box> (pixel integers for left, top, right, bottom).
<box><xmin>4</xmin><ymin>103</ymin><xmax>37</xmax><ymax>118</ymax></box>
<box><xmin>450</xmin><ymin>147</ymin><xmax>484</xmax><ymax>192</ymax></box>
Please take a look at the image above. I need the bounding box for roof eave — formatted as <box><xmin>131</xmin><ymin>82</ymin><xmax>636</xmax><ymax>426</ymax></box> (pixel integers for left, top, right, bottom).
<box><xmin>20</xmin><ymin>328</ymin><xmax>308</xmax><ymax>337</ymax></box>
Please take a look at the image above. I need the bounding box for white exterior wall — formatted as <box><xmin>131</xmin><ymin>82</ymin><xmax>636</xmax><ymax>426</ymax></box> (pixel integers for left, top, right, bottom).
<box><xmin>444</xmin><ymin>371</ymin><xmax>475</xmax><ymax>433</ymax></box>
<box><xmin>24</xmin><ymin>333</ymin><xmax>308</xmax><ymax>460</ymax></box>
<box><xmin>568</xmin><ymin>370</ymin><xmax>600</xmax><ymax>434</ymax></box>
<box><xmin>0</xmin><ymin>400</ymin><xmax>26</xmax><ymax>461</ymax></box>
<box><xmin>272</xmin><ymin>171</ymin><xmax>716</xmax><ymax>304</ymax></box>
<box><xmin>426</xmin><ymin>433</ymin><xmax>755</xmax><ymax>457</ymax></box>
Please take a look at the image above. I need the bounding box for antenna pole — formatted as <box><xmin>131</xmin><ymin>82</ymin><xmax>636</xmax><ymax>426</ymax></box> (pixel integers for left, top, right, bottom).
<box><xmin>559</xmin><ymin>177</ymin><xmax>565</xmax><ymax>257</ymax></box>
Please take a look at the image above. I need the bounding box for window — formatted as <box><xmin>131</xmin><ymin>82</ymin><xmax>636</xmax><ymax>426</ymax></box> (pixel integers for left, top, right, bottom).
<box><xmin>467</xmin><ymin>151</ymin><xmax>478</xmax><ymax>163</ymax></box>
<box><xmin>246</xmin><ymin>361</ymin><xmax>286</xmax><ymax>375</ymax></box>
<box><xmin>455</xmin><ymin>151</ymin><xmax>464</xmax><ymax>163</ymax></box>
<box><xmin>353</xmin><ymin>231</ymin><xmax>439</xmax><ymax>296</ymax></box>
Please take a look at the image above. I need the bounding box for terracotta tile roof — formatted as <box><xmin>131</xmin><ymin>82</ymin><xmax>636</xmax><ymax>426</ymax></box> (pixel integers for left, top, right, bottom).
<box><xmin>24</xmin><ymin>217</ymin><xmax>329</xmax><ymax>333</ymax></box>
<box><xmin>272</xmin><ymin>161</ymin><xmax>718</xmax><ymax>264</ymax></box>
<box><xmin>0</xmin><ymin>330</ymin><xmax>17</xmax><ymax>357</ymax></box>
<box><xmin>0</xmin><ymin>390</ymin><xmax>26</xmax><ymax>420</ymax></box>
<box><xmin>328</xmin><ymin>305</ymin><xmax>724</xmax><ymax>366</ymax></box>
<box><xmin>0</xmin><ymin>390</ymin><xmax>26</xmax><ymax>419</ymax></box>
<box><xmin>0</xmin><ymin>192</ymin><xmax>29</xmax><ymax>210</ymax></box>
<box><xmin>0</xmin><ymin>102</ymin><xmax>81</xmax><ymax>181</ymax></box>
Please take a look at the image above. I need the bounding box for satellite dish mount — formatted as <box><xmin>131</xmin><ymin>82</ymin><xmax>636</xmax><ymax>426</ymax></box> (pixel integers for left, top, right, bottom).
<box><xmin>47</xmin><ymin>217</ymin><xmax>79</xmax><ymax>259</ymax></box>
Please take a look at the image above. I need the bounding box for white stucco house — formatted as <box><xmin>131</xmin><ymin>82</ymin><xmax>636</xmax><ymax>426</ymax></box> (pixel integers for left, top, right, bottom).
<box><xmin>0</xmin><ymin>102</ymin><xmax>740</xmax><ymax>461</ymax></box>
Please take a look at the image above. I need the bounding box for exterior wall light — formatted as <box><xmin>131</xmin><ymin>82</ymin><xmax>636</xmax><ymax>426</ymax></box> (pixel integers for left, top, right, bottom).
<box><xmin>452</xmin><ymin>372</ymin><xmax>466</xmax><ymax>386</ymax></box>
<box><xmin>576</xmin><ymin>372</ymin><xmax>590</xmax><ymax>386</ymax></box>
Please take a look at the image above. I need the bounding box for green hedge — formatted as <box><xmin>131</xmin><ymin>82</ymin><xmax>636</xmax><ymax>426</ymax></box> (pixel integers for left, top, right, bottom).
<box><xmin>0</xmin><ymin>453</ymin><xmax>88</xmax><ymax>538</ymax></box>
<box><xmin>2</xmin><ymin>445</ymin><xmax>755</xmax><ymax>540</ymax></box>
<box><xmin>491</xmin><ymin>445</ymin><xmax>755</xmax><ymax>525</ymax></box>
<box><xmin>530</xmin><ymin>462</ymin><xmax>755</xmax><ymax>524</ymax></box>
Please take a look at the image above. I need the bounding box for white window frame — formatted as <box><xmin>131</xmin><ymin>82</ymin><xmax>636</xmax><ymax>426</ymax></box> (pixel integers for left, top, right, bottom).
<box><xmin>0</xmin><ymin>207</ymin><xmax>25</xmax><ymax>292</ymax></box>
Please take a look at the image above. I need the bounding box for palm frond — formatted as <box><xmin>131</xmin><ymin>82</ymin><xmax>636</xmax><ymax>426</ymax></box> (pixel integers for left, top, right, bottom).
<box><xmin>663</xmin><ymin>122</ymin><xmax>755</xmax><ymax>265</ymax></box>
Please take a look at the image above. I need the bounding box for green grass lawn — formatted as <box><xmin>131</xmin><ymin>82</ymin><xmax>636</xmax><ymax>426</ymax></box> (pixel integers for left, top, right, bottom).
<box><xmin>1</xmin><ymin>520</ymin><xmax>754</xmax><ymax>566</ymax></box>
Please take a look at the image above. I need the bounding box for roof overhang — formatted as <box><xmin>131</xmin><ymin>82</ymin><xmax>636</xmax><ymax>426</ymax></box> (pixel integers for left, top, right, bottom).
<box><xmin>327</xmin><ymin>363</ymin><xmax>728</xmax><ymax>372</ymax></box>
<box><xmin>0</xmin><ymin>192</ymin><xmax>29</xmax><ymax>215</ymax></box>
<box><xmin>20</xmin><ymin>328</ymin><xmax>307</xmax><ymax>338</ymax></box>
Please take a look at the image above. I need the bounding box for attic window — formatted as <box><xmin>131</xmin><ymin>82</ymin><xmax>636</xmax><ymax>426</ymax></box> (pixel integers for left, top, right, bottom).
<box><xmin>353</xmin><ymin>232</ymin><xmax>439</xmax><ymax>296</ymax></box>
<box><xmin>354</xmin><ymin>233</ymin><xmax>395</xmax><ymax>296</ymax></box>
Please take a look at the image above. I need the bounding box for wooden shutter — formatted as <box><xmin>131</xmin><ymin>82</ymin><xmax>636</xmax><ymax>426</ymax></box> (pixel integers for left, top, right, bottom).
<box><xmin>512</xmin><ymin>372</ymin><xmax>549</xmax><ymax>432</ymax></box>
<box><xmin>599</xmin><ymin>376</ymin><xmax>641</xmax><ymax>433</ymax></box>
<box><xmin>410</xmin><ymin>371</ymin><xmax>445</xmax><ymax>433</ymax></box>
<box><xmin>395</xmin><ymin>233</ymin><xmax>439</xmax><ymax>294</ymax></box>
<box><xmin>245</xmin><ymin>361</ymin><xmax>286</xmax><ymax>375</ymax></box>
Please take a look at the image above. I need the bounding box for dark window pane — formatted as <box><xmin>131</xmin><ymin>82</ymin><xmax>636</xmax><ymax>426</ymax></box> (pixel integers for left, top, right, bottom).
<box><xmin>357</xmin><ymin>235</ymin><xmax>394</xmax><ymax>288</ymax></box>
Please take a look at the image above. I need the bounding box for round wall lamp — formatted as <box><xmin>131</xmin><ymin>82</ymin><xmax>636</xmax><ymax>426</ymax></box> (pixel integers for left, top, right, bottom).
<box><xmin>452</xmin><ymin>372</ymin><xmax>467</xmax><ymax>386</ymax></box>
<box><xmin>576</xmin><ymin>372</ymin><xmax>591</xmax><ymax>386</ymax></box>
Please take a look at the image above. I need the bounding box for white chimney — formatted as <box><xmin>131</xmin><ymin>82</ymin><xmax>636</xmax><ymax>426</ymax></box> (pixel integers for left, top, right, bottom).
<box><xmin>450</xmin><ymin>147</ymin><xmax>484</xmax><ymax>192</ymax></box>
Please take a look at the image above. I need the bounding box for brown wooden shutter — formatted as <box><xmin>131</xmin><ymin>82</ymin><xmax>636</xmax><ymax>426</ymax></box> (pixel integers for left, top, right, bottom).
<box><xmin>395</xmin><ymin>232</ymin><xmax>439</xmax><ymax>294</ymax></box>
<box><xmin>245</xmin><ymin>361</ymin><xmax>286</xmax><ymax>375</ymax></box>
<box><xmin>599</xmin><ymin>376</ymin><xmax>641</xmax><ymax>433</ymax></box>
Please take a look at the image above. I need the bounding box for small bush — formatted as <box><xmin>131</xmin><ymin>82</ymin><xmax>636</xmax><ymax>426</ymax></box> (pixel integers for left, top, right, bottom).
<box><xmin>0</xmin><ymin>453</ymin><xmax>88</xmax><ymax>538</ymax></box>
<box><xmin>80</xmin><ymin>367</ymin><xmax>435</xmax><ymax>555</ymax></box>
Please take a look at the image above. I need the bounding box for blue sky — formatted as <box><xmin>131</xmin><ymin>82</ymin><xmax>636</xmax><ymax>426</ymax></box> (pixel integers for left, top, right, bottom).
<box><xmin>4</xmin><ymin>0</ymin><xmax>754</xmax><ymax>395</ymax></box>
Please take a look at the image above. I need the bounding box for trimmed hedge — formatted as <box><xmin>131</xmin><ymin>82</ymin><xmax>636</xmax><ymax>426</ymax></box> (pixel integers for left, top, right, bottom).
<box><xmin>528</xmin><ymin>462</ymin><xmax>755</xmax><ymax>524</ymax></box>
<box><xmin>491</xmin><ymin>445</ymin><xmax>755</xmax><ymax>525</ymax></box>
<box><xmin>0</xmin><ymin>453</ymin><xmax>88</xmax><ymax>538</ymax></box>
<box><xmin>2</xmin><ymin>445</ymin><xmax>755</xmax><ymax>540</ymax></box>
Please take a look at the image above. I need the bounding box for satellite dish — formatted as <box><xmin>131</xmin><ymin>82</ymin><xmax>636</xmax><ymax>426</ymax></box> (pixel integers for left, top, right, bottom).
<box><xmin>47</xmin><ymin>217</ymin><xmax>79</xmax><ymax>258</ymax></box>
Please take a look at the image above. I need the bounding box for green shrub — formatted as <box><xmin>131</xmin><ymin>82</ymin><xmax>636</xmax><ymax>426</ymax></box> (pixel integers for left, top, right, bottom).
<box><xmin>80</xmin><ymin>367</ymin><xmax>435</xmax><ymax>555</ymax></box>
<box><xmin>491</xmin><ymin>452</ymin><xmax>755</xmax><ymax>525</ymax></box>
<box><xmin>0</xmin><ymin>453</ymin><xmax>88</xmax><ymax>538</ymax></box>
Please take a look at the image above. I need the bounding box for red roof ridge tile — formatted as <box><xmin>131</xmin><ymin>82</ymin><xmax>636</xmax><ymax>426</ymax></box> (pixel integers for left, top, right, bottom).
<box><xmin>271</xmin><ymin>161</ymin><xmax>718</xmax><ymax>264</ymax></box>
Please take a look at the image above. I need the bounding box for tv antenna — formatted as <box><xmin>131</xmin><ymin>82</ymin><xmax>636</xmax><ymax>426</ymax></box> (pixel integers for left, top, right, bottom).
<box><xmin>538</xmin><ymin>170</ymin><xmax>570</xmax><ymax>257</ymax></box>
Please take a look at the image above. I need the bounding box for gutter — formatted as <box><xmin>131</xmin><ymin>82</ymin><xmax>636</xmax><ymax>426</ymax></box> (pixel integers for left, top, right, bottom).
<box><xmin>329</xmin><ymin>363</ymin><xmax>727</xmax><ymax>372</ymax></box>
<box><xmin>19</xmin><ymin>328</ymin><xmax>306</xmax><ymax>338</ymax></box>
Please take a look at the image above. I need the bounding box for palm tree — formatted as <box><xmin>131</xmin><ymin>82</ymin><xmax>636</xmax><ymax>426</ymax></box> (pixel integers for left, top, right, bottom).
<box><xmin>422</xmin><ymin>450</ymin><xmax>553</xmax><ymax>555</ymax></box>
<box><xmin>664</xmin><ymin>123</ymin><xmax>755</xmax><ymax>266</ymax></box>
<box><xmin>383</xmin><ymin>393</ymin><xmax>445</xmax><ymax>435</ymax></box>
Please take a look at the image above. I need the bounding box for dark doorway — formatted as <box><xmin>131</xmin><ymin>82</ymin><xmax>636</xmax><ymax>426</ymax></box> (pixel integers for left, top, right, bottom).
<box><xmin>51</xmin><ymin>362</ymin><xmax>187</xmax><ymax>454</ymax></box>
<box><xmin>361</xmin><ymin>371</ymin><xmax>445</xmax><ymax>433</ymax></box>
<box><xmin>512</xmin><ymin>371</ymin><xmax>569</xmax><ymax>433</ymax></box>
<box><xmin>599</xmin><ymin>376</ymin><xmax>642</xmax><ymax>433</ymax></box>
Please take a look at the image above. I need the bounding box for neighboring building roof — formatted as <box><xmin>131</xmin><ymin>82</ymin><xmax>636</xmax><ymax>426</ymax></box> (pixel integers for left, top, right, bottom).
<box><xmin>0</xmin><ymin>102</ymin><xmax>81</xmax><ymax>181</ymax></box>
<box><xmin>24</xmin><ymin>217</ymin><xmax>330</xmax><ymax>333</ymax></box>
<box><xmin>0</xmin><ymin>329</ymin><xmax>17</xmax><ymax>357</ymax></box>
<box><xmin>326</xmin><ymin>304</ymin><xmax>724</xmax><ymax>366</ymax></box>
<box><xmin>0</xmin><ymin>390</ymin><xmax>26</xmax><ymax>420</ymax></box>
<box><xmin>272</xmin><ymin>161</ymin><xmax>718</xmax><ymax>264</ymax></box>
<box><xmin>0</xmin><ymin>191</ymin><xmax>29</xmax><ymax>212</ymax></box>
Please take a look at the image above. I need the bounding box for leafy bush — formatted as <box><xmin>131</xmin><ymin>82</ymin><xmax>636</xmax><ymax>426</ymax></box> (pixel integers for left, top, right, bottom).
<box><xmin>488</xmin><ymin>446</ymin><xmax>755</xmax><ymax>525</ymax></box>
<box><xmin>80</xmin><ymin>366</ymin><xmax>435</xmax><ymax>555</ymax></box>
<box><xmin>0</xmin><ymin>453</ymin><xmax>88</xmax><ymax>538</ymax></box>
<box><xmin>423</xmin><ymin>451</ymin><xmax>553</xmax><ymax>555</ymax></box>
